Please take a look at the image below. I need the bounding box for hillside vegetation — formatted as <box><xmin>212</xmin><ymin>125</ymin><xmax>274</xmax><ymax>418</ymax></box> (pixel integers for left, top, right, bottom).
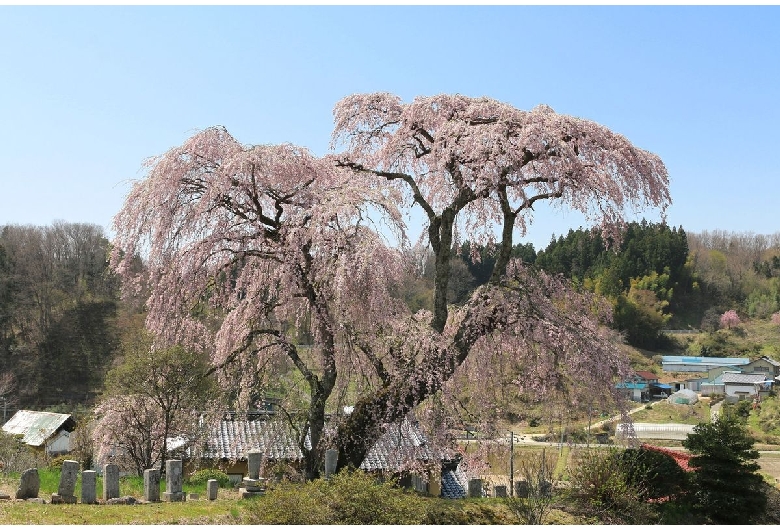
<box><xmin>2</xmin><ymin>221</ymin><xmax>780</xmax><ymax>415</ymax></box>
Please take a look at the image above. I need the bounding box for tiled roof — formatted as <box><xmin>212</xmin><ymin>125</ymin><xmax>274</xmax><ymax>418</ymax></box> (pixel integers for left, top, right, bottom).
<box><xmin>440</xmin><ymin>467</ymin><xmax>468</xmax><ymax>499</ymax></box>
<box><xmin>201</xmin><ymin>413</ymin><xmax>446</xmax><ymax>472</ymax></box>
<box><xmin>722</xmin><ymin>372</ymin><xmax>772</xmax><ymax>384</ymax></box>
<box><xmin>203</xmin><ymin>414</ymin><xmax>307</xmax><ymax>461</ymax></box>
<box><xmin>1</xmin><ymin>410</ymin><xmax>75</xmax><ymax>447</ymax></box>
<box><xmin>359</xmin><ymin>419</ymin><xmax>443</xmax><ymax>471</ymax></box>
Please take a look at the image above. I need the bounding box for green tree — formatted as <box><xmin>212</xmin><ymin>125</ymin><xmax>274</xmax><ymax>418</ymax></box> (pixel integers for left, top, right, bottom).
<box><xmin>682</xmin><ymin>416</ymin><xmax>767</xmax><ymax>523</ymax></box>
<box><xmin>93</xmin><ymin>331</ymin><xmax>218</xmax><ymax>474</ymax></box>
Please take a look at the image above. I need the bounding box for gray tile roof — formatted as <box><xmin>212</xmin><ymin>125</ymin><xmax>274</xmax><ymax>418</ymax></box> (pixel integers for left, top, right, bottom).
<box><xmin>1</xmin><ymin>410</ymin><xmax>75</xmax><ymax>447</ymax></box>
<box><xmin>200</xmin><ymin>413</ymin><xmax>446</xmax><ymax>472</ymax></box>
<box><xmin>359</xmin><ymin>419</ymin><xmax>443</xmax><ymax>472</ymax></box>
<box><xmin>721</xmin><ymin>372</ymin><xmax>772</xmax><ymax>384</ymax></box>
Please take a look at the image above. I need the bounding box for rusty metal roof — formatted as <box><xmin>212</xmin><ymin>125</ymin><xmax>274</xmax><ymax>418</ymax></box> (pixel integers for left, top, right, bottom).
<box><xmin>1</xmin><ymin>410</ymin><xmax>75</xmax><ymax>447</ymax></box>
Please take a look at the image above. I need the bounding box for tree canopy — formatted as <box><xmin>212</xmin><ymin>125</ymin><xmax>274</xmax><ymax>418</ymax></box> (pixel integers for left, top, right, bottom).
<box><xmin>111</xmin><ymin>93</ymin><xmax>671</xmax><ymax>477</ymax></box>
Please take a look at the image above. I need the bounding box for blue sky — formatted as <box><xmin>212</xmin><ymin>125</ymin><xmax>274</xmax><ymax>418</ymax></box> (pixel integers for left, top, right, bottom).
<box><xmin>1</xmin><ymin>5</ymin><xmax>778</xmax><ymax>250</ymax></box>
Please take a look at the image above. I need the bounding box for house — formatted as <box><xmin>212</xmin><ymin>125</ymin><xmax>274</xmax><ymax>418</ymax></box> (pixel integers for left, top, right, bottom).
<box><xmin>721</xmin><ymin>372</ymin><xmax>773</xmax><ymax>402</ymax></box>
<box><xmin>616</xmin><ymin>380</ymin><xmax>648</xmax><ymax>402</ymax></box>
<box><xmin>743</xmin><ymin>356</ymin><xmax>780</xmax><ymax>379</ymax></box>
<box><xmin>1</xmin><ymin>410</ymin><xmax>76</xmax><ymax>455</ymax></box>
<box><xmin>635</xmin><ymin>371</ymin><xmax>659</xmax><ymax>385</ymax></box>
<box><xmin>188</xmin><ymin>411</ymin><xmax>450</xmax><ymax>494</ymax></box>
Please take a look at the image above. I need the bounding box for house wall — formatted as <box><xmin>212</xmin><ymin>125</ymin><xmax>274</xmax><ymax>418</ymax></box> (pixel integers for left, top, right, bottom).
<box><xmin>45</xmin><ymin>430</ymin><xmax>71</xmax><ymax>455</ymax></box>
<box><xmin>744</xmin><ymin>359</ymin><xmax>778</xmax><ymax>377</ymax></box>
<box><xmin>724</xmin><ymin>383</ymin><xmax>758</xmax><ymax>399</ymax></box>
<box><xmin>701</xmin><ymin>384</ymin><xmax>725</xmax><ymax>396</ymax></box>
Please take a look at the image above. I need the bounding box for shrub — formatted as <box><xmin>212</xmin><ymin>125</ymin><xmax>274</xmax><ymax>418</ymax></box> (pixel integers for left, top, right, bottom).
<box><xmin>243</xmin><ymin>470</ymin><xmax>428</xmax><ymax>524</ymax></box>
<box><xmin>0</xmin><ymin>431</ymin><xmax>43</xmax><ymax>473</ymax></box>
<box><xmin>186</xmin><ymin>468</ymin><xmax>231</xmax><ymax>488</ymax></box>
<box><xmin>566</xmin><ymin>448</ymin><xmax>658</xmax><ymax>524</ymax></box>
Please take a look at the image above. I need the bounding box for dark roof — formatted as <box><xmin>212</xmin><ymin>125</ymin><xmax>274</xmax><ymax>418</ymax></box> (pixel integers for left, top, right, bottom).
<box><xmin>200</xmin><ymin>413</ymin><xmax>447</xmax><ymax>472</ymax></box>
<box><xmin>635</xmin><ymin>371</ymin><xmax>659</xmax><ymax>381</ymax></box>
<box><xmin>1</xmin><ymin>410</ymin><xmax>75</xmax><ymax>447</ymax></box>
<box><xmin>441</xmin><ymin>466</ymin><xmax>468</xmax><ymax>499</ymax></box>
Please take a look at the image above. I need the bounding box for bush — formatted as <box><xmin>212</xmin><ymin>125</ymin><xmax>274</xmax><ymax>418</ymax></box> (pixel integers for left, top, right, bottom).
<box><xmin>243</xmin><ymin>470</ymin><xmax>429</xmax><ymax>524</ymax></box>
<box><xmin>0</xmin><ymin>431</ymin><xmax>43</xmax><ymax>473</ymax></box>
<box><xmin>186</xmin><ymin>468</ymin><xmax>231</xmax><ymax>488</ymax></box>
<box><xmin>566</xmin><ymin>448</ymin><xmax>658</xmax><ymax>524</ymax></box>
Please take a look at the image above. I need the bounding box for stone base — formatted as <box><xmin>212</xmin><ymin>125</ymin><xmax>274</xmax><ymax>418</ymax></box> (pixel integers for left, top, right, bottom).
<box><xmin>0</xmin><ymin>494</ymin><xmax>10</xmax><ymax>500</ymax></box>
<box><xmin>51</xmin><ymin>494</ymin><xmax>77</xmax><ymax>504</ymax></box>
<box><xmin>239</xmin><ymin>487</ymin><xmax>265</xmax><ymax>498</ymax></box>
<box><xmin>162</xmin><ymin>491</ymin><xmax>186</xmax><ymax>502</ymax></box>
<box><xmin>188</xmin><ymin>493</ymin><xmax>199</xmax><ymax>500</ymax></box>
<box><xmin>106</xmin><ymin>496</ymin><xmax>138</xmax><ymax>505</ymax></box>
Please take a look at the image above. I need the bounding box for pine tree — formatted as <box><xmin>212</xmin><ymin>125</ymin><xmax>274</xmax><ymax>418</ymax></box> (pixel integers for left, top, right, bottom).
<box><xmin>682</xmin><ymin>415</ymin><xmax>767</xmax><ymax>523</ymax></box>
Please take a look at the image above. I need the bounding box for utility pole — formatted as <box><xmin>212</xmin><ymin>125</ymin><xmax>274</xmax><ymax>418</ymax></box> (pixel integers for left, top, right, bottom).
<box><xmin>509</xmin><ymin>430</ymin><xmax>514</xmax><ymax>497</ymax></box>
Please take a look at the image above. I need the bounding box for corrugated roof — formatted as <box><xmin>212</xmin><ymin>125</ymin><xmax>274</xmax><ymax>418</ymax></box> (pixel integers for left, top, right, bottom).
<box><xmin>662</xmin><ymin>356</ymin><xmax>749</xmax><ymax>365</ymax></box>
<box><xmin>1</xmin><ymin>410</ymin><xmax>75</xmax><ymax>447</ymax></box>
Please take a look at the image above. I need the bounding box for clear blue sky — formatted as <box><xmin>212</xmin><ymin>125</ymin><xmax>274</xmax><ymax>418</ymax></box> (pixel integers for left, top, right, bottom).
<box><xmin>1</xmin><ymin>5</ymin><xmax>778</xmax><ymax>250</ymax></box>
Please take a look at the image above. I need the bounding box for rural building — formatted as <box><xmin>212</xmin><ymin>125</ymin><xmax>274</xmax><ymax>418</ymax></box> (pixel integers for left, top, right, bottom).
<box><xmin>661</xmin><ymin>355</ymin><xmax>750</xmax><ymax>373</ymax></box>
<box><xmin>1</xmin><ymin>410</ymin><xmax>76</xmax><ymax>455</ymax></box>
<box><xmin>634</xmin><ymin>371</ymin><xmax>659</xmax><ymax>384</ymax></box>
<box><xmin>186</xmin><ymin>411</ymin><xmax>450</xmax><ymax>495</ymax></box>
<box><xmin>743</xmin><ymin>356</ymin><xmax>780</xmax><ymax>379</ymax></box>
<box><xmin>721</xmin><ymin>372</ymin><xmax>773</xmax><ymax>402</ymax></box>
<box><xmin>616</xmin><ymin>380</ymin><xmax>648</xmax><ymax>402</ymax></box>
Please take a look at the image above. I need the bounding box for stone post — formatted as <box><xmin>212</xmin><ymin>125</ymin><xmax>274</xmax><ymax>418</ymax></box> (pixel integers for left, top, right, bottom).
<box><xmin>515</xmin><ymin>480</ymin><xmax>529</xmax><ymax>498</ymax></box>
<box><xmin>144</xmin><ymin>468</ymin><xmax>161</xmax><ymax>502</ymax></box>
<box><xmin>247</xmin><ymin>450</ymin><xmax>262</xmax><ymax>480</ymax></box>
<box><xmin>15</xmin><ymin>468</ymin><xmax>40</xmax><ymax>500</ymax></box>
<box><xmin>52</xmin><ymin>460</ymin><xmax>79</xmax><ymax>504</ymax></box>
<box><xmin>162</xmin><ymin>459</ymin><xmax>184</xmax><ymax>502</ymax></box>
<box><xmin>81</xmin><ymin>470</ymin><xmax>97</xmax><ymax>504</ymax></box>
<box><xmin>324</xmin><ymin>448</ymin><xmax>338</xmax><ymax>480</ymax></box>
<box><xmin>468</xmin><ymin>478</ymin><xmax>483</xmax><ymax>498</ymax></box>
<box><xmin>103</xmin><ymin>463</ymin><xmax>120</xmax><ymax>501</ymax></box>
<box><xmin>494</xmin><ymin>485</ymin><xmax>508</xmax><ymax>498</ymax></box>
<box><xmin>206</xmin><ymin>479</ymin><xmax>218</xmax><ymax>501</ymax></box>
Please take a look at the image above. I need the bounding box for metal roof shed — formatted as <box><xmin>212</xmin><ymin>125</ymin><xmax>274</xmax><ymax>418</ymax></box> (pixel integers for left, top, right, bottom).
<box><xmin>2</xmin><ymin>410</ymin><xmax>76</xmax><ymax>454</ymax></box>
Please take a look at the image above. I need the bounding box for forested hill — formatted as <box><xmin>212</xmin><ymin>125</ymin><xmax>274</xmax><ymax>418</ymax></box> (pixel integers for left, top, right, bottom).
<box><xmin>2</xmin><ymin>221</ymin><xmax>780</xmax><ymax>412</ymax></box>
<box><xmin>0</xmin><ymin>223</ymin><xmax>124</xmax><ymax>412</ymax></box>
<box><xmin>441</xmin><ymin>222</ymin><xmax>780</xmax><ymax>350</ymax></box>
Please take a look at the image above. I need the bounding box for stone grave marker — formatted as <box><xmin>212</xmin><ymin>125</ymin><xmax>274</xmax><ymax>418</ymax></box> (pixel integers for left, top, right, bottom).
<box><xmin>239</xmin><ymin>450</ymin><xmax>266</xmax><ymax>498</ymax></box>
<box><xmin>144</xmin><ymin>468</ymin><xmax>160</xmax><ymax>502</ymax></box>
<box><xmin>15</xmin><ymin>468</ymin><xmax>40</xmax><ymax>500</ymax></box>
<box><xmin>515</xmin><ymin>480</ymin><xmax>529</xmax><ymax>498</ymax></box>
<box><xmin>81</xmin><ymin>470</ymin><xmax>97</xmax><ymax>504</ymax></box>
<box><xmin>206</xmin><ymin>479</ymin><xmax>218</xmax><ymax>501</ymax></box>
<box><xmin>103</xmin><ymin>463</ymin><xmax>120</xmax><ymax>501</ymax></box>
<box><xmin>324</xmin><ymin>448</ymin><xmax>338</xmax><ymax>480</ymax></box>
<box><xmin>162</xmin><ymin>459</ymin><xmax>185</xmax><ymax>502</ymax></box>
<box><xmin>51</xmin><ymin>460</ymin><xmax>79</xmax><ymax>503</ymax></box>
<box><xmin>468</xmin><ymin>478</ymin><xmax>483</xmax><ymax>498</ymax></box>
